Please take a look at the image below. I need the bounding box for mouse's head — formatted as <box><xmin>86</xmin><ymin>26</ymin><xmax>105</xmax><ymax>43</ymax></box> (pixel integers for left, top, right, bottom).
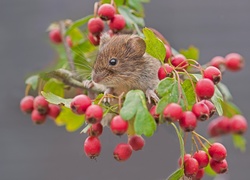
<box><xmin>92</xmin><ymin>33</ymin><xmax>146</xmax><ymax>88</ymax></box>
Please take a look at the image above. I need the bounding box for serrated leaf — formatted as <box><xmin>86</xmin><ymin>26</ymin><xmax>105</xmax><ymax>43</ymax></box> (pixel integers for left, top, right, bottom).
<box><xmin>181</xmin><ymin>79</ymin><xmax>196</xmax><ymax>110</ymax></box>
<box><xmin>41</xmin><ymin>91</ymin><xmax>72</xmax><ymax>108</ymax></box>
<box><xmin>43</xmin><ymin>79</ymin><xmax>64</xmax><ymax>97</ymax></box>
<box><xmin>211</xmin><ymin>87</ymin><xmax>223</xmax><ymax>116</ymax></box>
<box><xmin>179</xmin><ymin>46</ymin><xmax>199</xmax><ymax>60</ymax></box>
<box><xmin>120</xmin><ymin>90</ymin><xmax>157</xmax><ymax>137</ymax></box>
<box><xmin>55</xmin><ymin>106</ymin><xmax>85</xmax><ymax>132</ymax></box>
<box><xmin>204</xmin><ymin>163</ymin><xmax>217</xmax><ymax>177</ymax></box>
<box><xmin>25</xmin><ymin>75</ymin><xmax>39</xmax><ymax>90</ymax></box>
<box><xmin>222</xmin><ymin>101</ymin><xmax>241</xmax><ymax>118</ymax></box>
<box><xmin>232</xmin><ymin>134</ymin><xmax>246</xmax><ymax>152</ymax></box>
<box><xmin>65</xmin><ymin>15</ymin><xmax>93</xmax><ymax>35</ymax></box>
<box><xmin>167</xmin><ymin>168</ymin><xmax>184</xmax><ymax>180</ymax></box>
<box><xmin>143</xmin><ymin>27</ymin><xmax>166</xmax><ymax>62</ymax></box>
<box><xmin>217</xmin><ymin>83</ymin><xmax>232</xmax><ymax>101</ymax></box>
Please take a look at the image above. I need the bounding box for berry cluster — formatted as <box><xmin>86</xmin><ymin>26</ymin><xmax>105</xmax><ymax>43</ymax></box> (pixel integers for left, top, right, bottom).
<box><xmin>87</xmin><ymin>3</ymin><xmax>126</xmax><ymax>46</ymax></box>
<box><xmin>48</xmin><ymin>27</ymin><xmax>73</xmax><ymax>47</ymax></box>
<box><xmin>20</xmin><ymin>95</ymin><xmax>61</xmax><ymax>124</ymax></box>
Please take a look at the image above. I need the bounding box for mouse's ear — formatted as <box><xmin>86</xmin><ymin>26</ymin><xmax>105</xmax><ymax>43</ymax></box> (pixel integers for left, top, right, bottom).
<box><xmin>99</xmin><ymin>33</ymin><xmax>111</xmax><ymax>49</ymax></box>
<box><xmin>126</xmin><ymin>36</ymin><xmax>146</xmax><ymax>58</ymax></box>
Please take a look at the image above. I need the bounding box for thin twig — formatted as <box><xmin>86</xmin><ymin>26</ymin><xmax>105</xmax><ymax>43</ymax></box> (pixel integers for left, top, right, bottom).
<box><xmin>25</xmin><ymin>84</ymin><xmax>31</xmax><ymax>96</ymax></box>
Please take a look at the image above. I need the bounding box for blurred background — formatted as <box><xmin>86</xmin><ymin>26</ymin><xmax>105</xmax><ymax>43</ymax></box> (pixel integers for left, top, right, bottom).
<box><xmin>1</xmin><ymin>0</ymin><xmax>249</xmax><ymax>179</ymax></box>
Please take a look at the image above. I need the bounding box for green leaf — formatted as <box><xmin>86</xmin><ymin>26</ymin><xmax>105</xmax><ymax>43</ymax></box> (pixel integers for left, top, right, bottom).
<box><xmin>211</xmin><ymin>87</ymin><xmax>223</xmax><ymax>116</ymax></box>
<box><xmin>55</xmin><ymin>106</ymin><xmax>85</xmax><ymax>132</ymax></box>
<box><xmin>204</xmin><ymin>163</ymin><xmax>217</xmax><ymax>177</ymax></box>
<box><xmin>157</xmin><ymin>78</ymin><xmax>177</xmax><ymax>97</ymax></box>
<box><xmin>191</xmin><ymin>73</ymin><xmax>202</xmax><ymax>81</ymax></box>
<box><xmin>128</xmin><ymin>0</ymin><xmax>144</xmax><ymax>16</ymax></box>
<box><xmin>120</xmin><ymin>90</ymin><xmax>157</xmax><ymax>137</ymax></box>
<box><xmin>43</xmin><ymin>79</ymin><xmax>64</xmax><ymax>97</ymax></box>
<box><xmin>143</xmin><ymin>27</ymin><xmax>166</xmax><ymax>62</ymax></box>
<box><xmin>179</xmin><ymin>46</ymin><xmax>199</xmax><ymax>60</ymax></box>
<box><xmin>181</xmin><ymin>79</ymin><xmax>196</xmax><ymax>110</ymax></box>
<box><xmin>222</xmin><ymin>101</ymin><xmax>241</xmax><ymax>118</ymax></box>
<box><xmin>41</xmin><ymin>91</ymin><xmax>72</xmax><ymax>108</ymax></box>
<box><xmin>101</xmin><ymin>0</ymin><xmax>124</xmax><ymax>6</ymax></box>
<box><xmin>217</xmin><ymin>83</ymin><xmax>232</xmax><ymax>101</ymax></box>
<box><xmin>232</xmin><ymin>134</ymin><xmax>246</xmax><ymax>152</ymax></box>
<box><xmin>65</xmin><ymin>15</ymin><xmax>93</xmax><ymax>35</ymax></box>
<box><xmin>167</xmin><ymin>168</ymin><xmax>184</xmax><ymax>180</ymax></box>
<box><xmin>67</xmin><ymin>27</ymin><xmax>84</xmax><ymax>44</ymax></box>
<box><xmin>25</xmin><ymin>75</ymin><xmax>39</xmax><ymax>90</ymax></box>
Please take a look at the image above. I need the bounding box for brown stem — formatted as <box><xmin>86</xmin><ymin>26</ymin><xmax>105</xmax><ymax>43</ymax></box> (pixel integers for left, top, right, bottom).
<box><xmin>192</xmin><ymin>134</ymin><xmax>200</xmax><ymax>152</ymax></box>
<box><xmin>118</xmin><ymin>92</ymin><xmax>125</xmax><ymax>112</ymax></box>
<box><xmin>59</xmin><ymin>21</ymin><xmax>76</xmax><ymax>74</ymax></box>
<box><xmin>192</xmin><ymin>131</ymin><xmax>212</xmax><ymax>147</ymax></box>
<box><xmin>94</xmin><ymin>2</ymin><xmax>99</xmax><ymax>17</ymax></box>
<box><xmin>25</xmin><ymin>84</ymin><xmax>31</xmax><ymax>96</ymax></box>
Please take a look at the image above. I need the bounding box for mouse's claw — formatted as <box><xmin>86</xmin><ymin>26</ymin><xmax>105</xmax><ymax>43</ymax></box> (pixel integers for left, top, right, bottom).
<box><xmin>146</xmin><ymin>89</ymin><xmax>159</xmax><ymax>104</ymax></box>
<box><xmin>103</xmin><ymin>88</ymin><xmax>113</xmax><ymax>103</ymax></box>
<box><xmin>83</xmin><ymin>80</ymin><xmax>94</xmax><ymax>89</ymax></box>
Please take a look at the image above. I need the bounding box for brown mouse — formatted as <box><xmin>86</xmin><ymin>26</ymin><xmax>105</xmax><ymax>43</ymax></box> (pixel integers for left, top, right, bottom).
<box><xmin>87</xmin><ymin>33</ymin><xmax>161</xmax><ymax>103</ymax></box>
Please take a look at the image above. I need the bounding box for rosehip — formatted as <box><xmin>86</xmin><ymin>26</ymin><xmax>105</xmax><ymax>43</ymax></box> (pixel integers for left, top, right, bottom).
<box><xmin>230</xmin><ymin>115</ymin><xmax>248</xmax><ymax>134</ymax></box>
<box><xmin>225</xmin><ymin>53</ymin><xmax>244</xmax><ymax>71</ymax></box>
<box><xmin>149</xmin><ymin>105</ymin><xmax>159</xmax><ymax>123</ymax></box>
<box><xmin>87</xmin><ymin>17</ymin><xmax>104</xmax><ymax>35</ymax></box>
<box><xmin>200</xmin><ymin>100</ymin><xmax>215</xmax><ymax>117</ymax></box>
<box><xmin>216</xmin><ymin>116</ymin><xmax>231</xmax><ymax>134</ymax></box>
<box><xmin>163</xmin><ymin>103</ymin><xmax>183</xmax><ymax>122</ymax></box>
<box><xmin>208</xmin><ymin>142</ymin><xmax>227</xmax><ymax>161</ymax></box>
<box><xmin>88</xmin><ymin>33</ymin><xmax>100</xmax><ymax>46</ymax></box>
<box><xmin>184</xmin><ymin>157</ymin><xmax>199</xmax><ymax>177</ymax></box>
<box><xmin>171</xmin><ymin>54</ymin><xmax>188</xmax><ymax>69</ymax></box>
<box><xmin>20</xmin><ymin>96</ymin><xmax>34</xmax><ymax>113</ymax></box>
<box><xmin>88</xmin><ymin>123</ymin><xmax>103</xmax><ymax>137</ymax></box>
<box><xmin>98</xmin><ymin>4</ymin><xmax>116</xmax><ymax>21</ymax></box>
<box><xmin>195</xmin><ymin>78</ymin><xmax>215</xmax><ymax>99</ymax></box>
<box><xmin>84</xmin><ymin>136</ymin><xmax>101</xmax><ymax>159</ymax></box>
<box><xmin>193</xmin><ymin>150</ymin><xmax>209</xmax><ymax>168</ymax></box>
<box><xmin>210</xmin><ymin>159</ymin><xmax>228</xmax><ymax>174</ymax></box>
<box><xmin>192</xmin><ymin>101</ymin><xmax>210</xmax><ymax>121</ymax></box>
<box><xmin>157</xmin><ymin>64</ymin><xmax>173</xmax><ymax>80</ymax></box>
<box><xmin>194</xmin><ymin>168</ymin><xmax>205</xmax><ymax>180</ymax></box>
<box><xmin>128</xmin><ymin>135</ymin><xmax>145</xmax><ymax>151</ymax></box>
<box><xmin>85</xmin><ymin>105</ymin><xmax>103</xmax><ymax>124</ymax></box>
<box><xmin>33</xmin><ymin>95</ymin><xmax>49</xmax><ymax>114</ymax></box>
<box><xmin>110</xmin><ymin>115</ymin><xmax>128</xmax><ymax>135</ymax></box>
<box><xmin>70</xmin><ymin>94</ymin><xmax>92</xmax><ymax>114</ymax></box>
<box><xmin>31</xmin><ymin>109</ymin><xmax>46</xmax><ymax>124</ymax></box>
<box><xmin>209</xmin><ymin>56</ymin><xmax>225</xmax><ymax>70</ymax></box>
<box><xmin>109</xmin><ymin>14</ymin><xmax>126</xmax><ymax>32</ymax></box>
<box><xmin>164</xmin><ymin>44</ymin><xmax>172</xmax><ymax>61</ymax></box>
<box><xmin>203</xmin><ymin>66</ymin><xmax>222</xmax><ymax>84</ymax></box>
<box><xmin>178</xmin><ymin>154</ymin><xmax>191</xmax><ymax>167</ymax></box>
<box><xmin>179</xmin><ymin>111</ymin><xmax>197</xmax><ymax>132</ymax></box>
<box><xmin>113</xmin><ymin>143</ymin><xmax>132</xmax><ymax>162</ymax></box>
<box><xmin>49</xmin><ymin>29</ymin><xmax>62</xmax><ymax>44</ymax></box>
<box><xmin>48</xmin><ymin>104</ymin><xmax>61</xmax><ymax>119</ymax></box>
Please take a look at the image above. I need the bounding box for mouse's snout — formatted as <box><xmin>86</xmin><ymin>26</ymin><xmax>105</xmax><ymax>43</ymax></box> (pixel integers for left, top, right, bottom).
<box><xmin>92</xmin><ymin>71</ymin><xmax>104</xmax><ymax>84</ymax></box>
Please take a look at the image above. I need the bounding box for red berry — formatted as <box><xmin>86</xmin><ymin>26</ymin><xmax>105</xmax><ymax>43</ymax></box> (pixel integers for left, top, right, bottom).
<box><xmin>98</xmin><ymin>4</ymin><xmax>116</xmax><ymax>21</ymax></box>
<box><xmin>208</xmin><ymin>119</ymin><xmax>220</xmax><ymax>137</ymax></box>
<box><xmin>225</xmin><ymin>53</ymin><xmax>244</xmax><ymax>71</ymax></box>
<box><xmin>178</xmin><ymin>154</ymin><xmax>191</xmax><ymax>167</ymax></box>
<box><xmin>171</xmin><ymin>54</ymin><xmax>188</xmax><ymax>69</ymax></box>
<box><xmin>200</xmin><ymin>100</ymin><xmax>216</xmax><ymax>117</ymax></box>
<box><xmin>230</xmin><ymin>115</ymin><xmax>248</xmax><ymax>134</ymax></box>
<box><xmin>84</xmin><ymin>136</ymin><xmax>101</xmax><ymax>159</ymax></box>
<box><xmin>208</xmin><ymin>143</ymin><xmax>227</xmax><ymax>161</ymax></box>
<box><xmin>164</xmin><ymin>44</ymin><xmax>172</xmax><ymax>61</ymax></box>
<box><xmin>33</xmin><ymin>95</ymin><xmax>49</xmax><ymax>114</ymax></box>
<box><xmin>113</xmin><ymin>143</ymin><xmax>132</xmax><ymax>162</ymax></box>
<box><xmin>193</xmin><ymin>150</ymin><xmax>209</xmax><ymax>168</ymax></box>
<box><xmin>88</xmin><ymin>123</ymin><xmax>103</xmax><ymax>137</ymax></box>
<box><xmin>207</xmin><ymin>116</ymin><xmax>231</xmax><ymax>137</ymax></box>
<box><xmin>157</xmin><ymin>64</ymin><xmax>173</xmax><ymax>80</ymax></box>
<box><xmin>210</xmin><ymin>56</ymin><xmax>225</xmax><ymax>70</ymax></box>
<box><xmin>192</xmin><ymin>102</ymin><xmax>210</xmax><ymax>121</ymax></box>
<box><xmin>48</xmin><ymin>104</ymin><xmax>61</xmax><ymax>119</ymax></box>
<box><xmin>163</xmin><ymin>103</ymin><xmax>183</xmax><ymax>122</ymax></box>
<box><xmin>210</xmin><ymin>159</ymin><xmax>228</xmax><ymax>174</ymax></box>
<box><xmin>31</xmin><ymin>109</ymin><xmax>46</xmax><ymax>124</ymax></box>
<box><xmin>193</xmin><ymin>168</ymin><xmax>205</xmax><ymax>180</ymax></box>
<box><xmin>20</xmin><ymin>96</ymin><xmax>34</xmax><ymax>113</ymax></box>
<box><xmin>66</xmin><ymin>36</ymin><xmax>73</xmax><ymax>47</ymax></box>
<box><xmin>70</xmin><ymin>94</ymin><xmax>92</xmax><ymax>114</ymax></box>
<box><xmin>203</xmin><ymin>66</ymin><xmax>222</xmax><ymax>84</ymax></box>
<box><xmin>110</xmin><ymin>115</ymin><xmax>128</xmax><ymax>135</ymax></box>
<box><xmin>85</xmin><ymin>105</ymin><xmax>103</xmax><ymax>124</ymax></box>
<box><xmin>87</xmin><ymin>17</ymin><xmax>104</xmax><ymax>35</ymax></box>
<box><xmin>109</xmin><ymin>14</ymin><xmax>126</xmax><ymax>32</ymax></box>
<box><xmin>149</xmin><ymin>105</ymin><xmax>159</xmax><ymax>123</ymax></box>
<box><xmin>184</xmin><ymin>157</ymin><xmax>199</xmax><ymax>177</ymax></box>
<box><xmin>88</xmin><ymin>33</ymin><xmax>100</xmax><ymax>46</ymax></box>
<box><xmin>195</xmin><ymin>78</ymin><xmax>215</xmax><ymax>99</ymax></box>
<box><xmin>49</xmin><ymin>29</ymin><xmax>62</xmax><ymax>44</ymax></box>
<box><xmin>128</xmin><ymin>135</ymin><xmax>145</xmax><ymax>151</ymax></box>
<box><xmin>179</xmin><ymin>111</ymin><xmax>197</xmax><ymax>132</ymax></box>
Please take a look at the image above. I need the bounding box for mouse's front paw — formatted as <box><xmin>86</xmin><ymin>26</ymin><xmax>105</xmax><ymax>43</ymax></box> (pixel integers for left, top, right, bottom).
<box><xmin>103</xmin><ymin>88</ymin><xmax>114</xmax><ymax>103</ymax></box>
<box><xmin>83</xmin><ymin>80</ymin><xmax>94</xmax><ymax>89</ymax></box>
<box><xmin>146</xmin><ymin>89</ymin><xmax>159</xmax><ymax>104</ymax></box>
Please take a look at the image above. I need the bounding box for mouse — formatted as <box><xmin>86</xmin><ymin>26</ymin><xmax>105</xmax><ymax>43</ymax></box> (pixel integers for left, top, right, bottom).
<box><xmin>85</xmin><ymin>33</ymin><xmax>161</xmax><ymax>103</ymax></box>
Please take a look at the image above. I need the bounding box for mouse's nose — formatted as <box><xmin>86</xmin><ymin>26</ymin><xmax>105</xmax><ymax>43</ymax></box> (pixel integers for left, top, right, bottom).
<box><xmin>92</xmin><ymin>72</ymin><xmax>103</xmax><ymax>83</ymax></box>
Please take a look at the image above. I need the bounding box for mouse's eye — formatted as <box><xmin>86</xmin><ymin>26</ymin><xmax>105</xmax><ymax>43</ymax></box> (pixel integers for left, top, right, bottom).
<box><xmin>109</xmin><ymin>58</ymin><xmax>117</xmax><ymax>66</ymax></box>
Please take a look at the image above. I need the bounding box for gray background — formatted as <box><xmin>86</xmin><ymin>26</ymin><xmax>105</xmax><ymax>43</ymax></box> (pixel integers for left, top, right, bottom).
<box><xmin>1</xmin><ymin>0</ymin><xmax>250</xmax><ymax>180</ymax></box>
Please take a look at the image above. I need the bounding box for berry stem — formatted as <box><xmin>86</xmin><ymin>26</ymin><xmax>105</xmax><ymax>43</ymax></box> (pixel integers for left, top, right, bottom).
<box><xmin>94</xmin><ymin>2</ymin><xmax>99</xmax><ymax>18</ymax></box>
<box><xmin>25</xmin><ymin>84</ymin><xmax>31</xmax><ymax>96</ymax></box>
<box><xmin>192</xmin><ymin>131</ymin><xmax>212</xmax><ymax>147</ymax></box>
<box><xmin>37</xmin><ymin>79</ymin><xmax>43</xmax><ymax>95</ymax></box>
<box><xmin>192</xmin><ymin>134</ymin><xmax>199</xmax><ymax>152</ymax></box>
<box><xmin>118</xmin><ymin>92</ymin><xmax>125</xmax><ymax>112</ymax></box>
